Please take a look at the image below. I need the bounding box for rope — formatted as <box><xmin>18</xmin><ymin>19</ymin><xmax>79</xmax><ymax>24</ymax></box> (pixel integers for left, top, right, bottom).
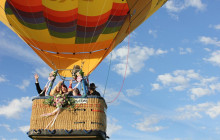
<box><xmin>103</xmin><ymin>50</ymin><xmax>112</xmax><ymax>97</ymax></box>
<box><xmin>81</xmin><ymin>1</ymin><xmax>124</xmax><ymax>63</ymax></box>
<box><xmin>85</xmin><ymin>3</ymin><xmax>128</xmax><ymax>75</ymax></box>
<box><xmin>44</xmin><ymin>4</ymin><xmax>61</xmax><ymax>70</ymax></box>
<box><xmin>0</xmin><ymin>4</ymin><xmax>57</xmax><ymax>69</ymax></box>
<box><xmin>107</xmin><ymin>26</ymin><xmax>130</xmax><ymax>104</ymax></box>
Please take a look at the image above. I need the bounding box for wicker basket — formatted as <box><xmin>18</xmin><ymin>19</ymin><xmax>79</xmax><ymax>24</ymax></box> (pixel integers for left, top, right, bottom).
<box><xmin>28</xmin><ymin>96</ymin><xmax>107</xmax><ymax>139</ymax></box>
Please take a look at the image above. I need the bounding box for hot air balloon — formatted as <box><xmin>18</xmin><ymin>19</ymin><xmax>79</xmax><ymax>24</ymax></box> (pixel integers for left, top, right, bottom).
<box><xmin>0</xmin><ymin>0</ymin><xmax>167</xmax><ymax>139</ymax></box>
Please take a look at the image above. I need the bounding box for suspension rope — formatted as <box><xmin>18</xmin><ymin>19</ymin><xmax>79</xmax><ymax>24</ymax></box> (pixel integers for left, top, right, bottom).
<box><xmin>43</xmin><ymin>3</ymin><xmax>61</xmax><ymax>70</ymax></box>
<box><xmin>82</xmin><ymin>0</ymin><xmax>109</xmax><ymax>61</ymax></box>
<box><xmin>103</xmin><ymin>51</ymin><xmax>112</xmax><ymax>97</ymax></box>
<box><xmin>83</xmin><ymin>3</ymin><xmax>128</xmax><ymax>75</ymax></box>
<box><xmin>107</xmin><ymin>26</ymin><xmax>130</xmax><ymax>104</ymax></box>
<box><xmin>0</xmin><ymin>4</ymin><xmax>57</xmax><ymax>69</ymax></box>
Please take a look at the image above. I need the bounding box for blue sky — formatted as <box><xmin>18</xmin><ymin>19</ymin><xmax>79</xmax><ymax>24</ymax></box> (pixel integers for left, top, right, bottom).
<box><xmin>1</xmin><ymin>0</ymin><xmax>220</xmax><ymax>140</ymax></box>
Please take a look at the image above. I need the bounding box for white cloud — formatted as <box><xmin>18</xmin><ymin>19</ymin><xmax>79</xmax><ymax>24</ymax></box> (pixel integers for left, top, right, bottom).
<box><xmin>204</xmin><ymin>48</ymin><xmax>211</xmax><ymax>52</ymax></box>
<box><xmin>124</xmin><ymin>31</ymin><xmax>137</xmax><ymax>43</ymax></box>
<box><xmin>134</xmin><ymin>116</ymin><xmax>165</xmax><ymax>132</ymax></box>
<box><xmin>107</xmin><ymin>117</ymin><xmax>122</xmax><ymax>136</ymax></box>
<box><xmin>168</xmin><ymin>13</ymin><xmax>179</xmax><ymax>20</ymax></box>
<box><xmin>156</xmin><ymin>49</ymin><xmax>168</xmax><ymax>55</ymax></box>
<box><xmin>216</xmin><ymin>127</ymin><xmax>220</xmax><ymax>135</ymax></box>
<box><xmin>98</xmin><ymin>84</ymin><xmax>145</xmax><ymax>109</ymax></box>
<box><xmin>209</xmin><ymin>24</ymin><xmax>220</xmax><ymax>30</ymax></box>
<box><xmin>126</xmin><ymin>88</ymin><xmax>141</xmax><ymax>96</ymax></box>
<box><xmin>19</xmin><ymin>125</ymin><xmax>30</xmax><ymax>133</ymax></box>
<box><xmin>110</xmin><ymin>46</ymin><xmax>167</xmax><ymax>76</ymax></box>
<box><xmin>0</xmin><ymin>75</ymin><xmax>8</xmax><ymax>83</ymax></box>
<box><xmin>204</xmin><ymin>50</ymin><xmax>220</xmax><ymax>66</ymax></box>
<box><xmin>16</xmin><ymin>79</ymin><xmax>30</xmax><ymax>90</ymax></box>
<box><xmin>151</xmin><ymin>83</ymin><xmax>161</xmax><ymax>91</ymax></box>
<box><xmin>156</xmin><ymin>70</ymin><xmax>195</xmax><ymax>88</ymax></box>
<box><xmin>213</xmin><ymin>24</ymin><xmax>220</xmax><ymax>30</ymax></box>
<box><xmin>190</xmin><ymin>88</ymin><xmax>211</xmax><ymax>100</ymax></box>
<box><xmin>148</xmin><ymin>29</ymin><xmax>157</xmax><ymax>38</ymax></box>
<box><xmin>0</xmin><ymin>124</ymin><xmax>16</xmax><ymax>132</ymax></box>
<box><xmin>191</xmin><ymin>77</ymin><xmax>220</xmax><ymax>100</ymax></box>
<box><xmin>176</xmin><ymin>102</ymin><xmax>220</xmax><ymax>120</ymax></box>
<box><xmin>206</xmin><ymin>102</ymin><xmax>220</xmax><ymax>118</ymax></box>
<box><xmin>0</xmin><ymin>137</ymin><xmax>6</xmax><ymax>140</ymax></box>
<box><xmin>179</xmin><ymin>47</ymin><xmax>192</xmax><ymax>55</ymax></box>
<box><xmin>149</xmin><ymin>68</ymin><xmax>155</xmax><ymax>73</ymax></box>
<box><xmin>153</xmin><ymin>69</ymin><xmax>220</xmax><ymax>100</ymax></box>
<box><xmin>0</xmin><ymin>97</ymin><xmax>32</xmax><ymax>118</ymax></box>
<box><xmin>199</xmin><ymin>36</ymin><xmax>220</xmax><ymax>47</ymax></box>
<box><xmin>35</xmin><ymin>67</ymin><xmax>52</xmax><ymax>79</ymax></box>
<box><xmin>134</xmin><ymin>111</ymin><xmax>142</xmax><ymax>115</ymax></box>
<box><xmin>0</xmin><ymin>32</ymin><xmax>43</xmax><ymax>65</ymax></box>
<box><xmin>165</xmin><ymin>0</ymin><xmax>206</xmax><ymax>12</ymax></box>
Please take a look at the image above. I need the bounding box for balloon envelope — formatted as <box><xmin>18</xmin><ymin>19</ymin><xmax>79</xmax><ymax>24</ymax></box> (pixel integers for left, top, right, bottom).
<box><xmin>0</xmin><ymin>0</ymin><xmax>167</xmax><ymax>77</ymax></box>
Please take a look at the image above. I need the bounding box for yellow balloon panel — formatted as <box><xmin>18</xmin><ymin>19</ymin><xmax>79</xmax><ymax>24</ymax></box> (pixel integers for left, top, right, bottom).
<box><xmin>0</xmin><ymin>0</ymin><xmax>167</xmax><ymax>77</ymax></box>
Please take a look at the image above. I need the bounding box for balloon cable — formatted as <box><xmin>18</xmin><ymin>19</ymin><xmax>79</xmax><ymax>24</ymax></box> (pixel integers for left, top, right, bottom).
<box><xmin>103</xmin><ymin>51</ymin><xmax>112</xmax><ymax>97</ymax></box>
<box><xmin>107</xmin><ymin>27</ymin><xmax>130</xmax><ymax>104</ymax></box>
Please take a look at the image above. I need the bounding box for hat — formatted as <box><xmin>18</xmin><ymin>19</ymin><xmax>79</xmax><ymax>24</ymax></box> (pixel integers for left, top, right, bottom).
<box><xmin>90</xmin><ymin>83</ymin><xmax>97</xmax><ymax>89</ymax></box>
<box><xmin>72</xmin><ymin>65</ymin><xmax>81</xmax><ymax>74</ymax></box>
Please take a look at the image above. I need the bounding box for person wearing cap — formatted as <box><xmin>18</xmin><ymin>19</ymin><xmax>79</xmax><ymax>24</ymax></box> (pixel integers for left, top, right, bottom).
<box><xmin>88</xmin><ymin>83</ymin><xmax>101</xmax><ymax>96</ymax></box>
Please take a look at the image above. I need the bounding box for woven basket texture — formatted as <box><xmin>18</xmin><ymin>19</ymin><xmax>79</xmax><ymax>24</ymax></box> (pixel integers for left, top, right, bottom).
<box><xmin>30</xmin><ymin>98</ymin><xmax>107</xmax><ymax>131</ymax></box>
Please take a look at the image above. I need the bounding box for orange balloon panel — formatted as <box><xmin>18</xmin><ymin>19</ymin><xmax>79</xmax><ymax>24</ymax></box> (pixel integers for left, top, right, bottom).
<box><xmin>0</xmin><ymin>0</ymin><xmax>167</xmax><ymax>77</ymax></box>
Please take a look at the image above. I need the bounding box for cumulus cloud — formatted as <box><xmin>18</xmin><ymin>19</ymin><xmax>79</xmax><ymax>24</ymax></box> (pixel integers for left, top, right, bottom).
<box><xmin>35</xmin><ymin>67</ymin><xmax>52</xmax><ymax>79</ymax></box>
<box><xmin>164</xmin><ymin>0</ymin><xmax>206</xmax><ymax>20</ymax></box>
<box><xmin>190</xmin><ymin>88</ymin><xmax>211</xmax><ymax>100</ymax></box>
<box><xmin>0</xmin><ymin>124</ymin><xmax>29</xmax><ymax>134</ymax></box>
<box><xmin>204</xmin><ymin>48</ymin><xmax>211</xmax><ymax>52</ymax></box>
<box><xmin>19</xmin><ymin>125</ymin><xmax>30</xmax><ymax>133</ymax></box>
<box><xmin>110</xmin><ymin>46</ymin><xmax>167</xmax><ymax>76</ymax></box>
<box><xmin>0</xmin><ymin>75</ymin><xmax>8</xmax><ymax>83</ymax></box>
<box><xmin>156</xmin><ymin>49</ymin><xmax>168</xmax><ymax>55</ymax></box>
<box><xmin>0</xmin><ymin>97</ymin><xmax>32</xmax><ymax>118</ymax></box>
<box><xmin>134</xmin><ymin>116</ymin><xmax>165</xmax><ymax>132</ymax></box>
<box><xmin>209</xmin><ymin>24</ymin><xmax>220</xmax><ymax>30</ymax></box>
<box><xmin>149</xmin><ymin>68</ymin><xmax>155</xmax><ymax>73</ymax></box>
<box><xmin>0</xmin><ymin>124</ymin><xmax>16</xmax><ymax>132</ymax></box>
<box><xmin>124</xmin><ymin>31</ymin><xmax>137</xmax><ymax>43</ymax></box>
<box><xmin>151</xmin><ymin>83</ymin><xmax>161</xmax><ymax>91</ymax></box>
<box><xmin>156</xmin><ymin>70</ymin><xmax>198</xmax><ymax>89</ymax></box>
<box><xmin>107</xmin><ymin>117</ymin><xmax>122</xmax><ymax>136</ymax></box>
<box><xmin>165</xmin><ymin>0</ymin><xmax>206</xmax><ymax>12</ymax></box>
<box><xmin>179</xmin><ymin>47</ymin><xmax>192</xmax><ymax>55</ymax></box>
<box><xmin>199</xmin><ymin>36</ymin><xmax>220</xmax><ymax>47</ymax></box>
<box><xmin>16</xmin><ymin>79</ymin><xmax>30</xmax><ymax>90</ymax></box>
<box><xmin>176</xmin><ymin>102</ymin><xmax>220</xmax><ymax>120</ymax></box>
<box><xmin>0</xmin><ymin>31</ymin><xmax>43</xmax><ymax>65</ymax></box>
<box><xmin>204</xmin><ymin>50</ymin><xmax>220</xmax><ymax>66</ymax></box>
<box><xmin>97</xmin><ymin>84</ymin><xmax>145</xmax><ymax>109</ymax></box>
<box><xmin>1</xmin><ymin>137</ymin><xmax>6</xmax><ymax>140</ymax></box>
<box><xmin>148</xmin><ymin>29</ymin><xmax>157</xmax><ymax>38</ymax></box>
<box><xmin>152</xmin><ymin>69</ymin><xmax>220</xmax><ymax>100</ymax></box>
<box><xmin>126</xmin><ymin>88</ymin><xmax>141</xmax><ymax>96</ymax></box>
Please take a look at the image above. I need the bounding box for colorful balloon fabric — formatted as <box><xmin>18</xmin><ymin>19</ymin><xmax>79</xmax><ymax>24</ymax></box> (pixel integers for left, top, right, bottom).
<box><xmin>0</xmin><ymin>0</ymin><xmax>167</xmax><ymax>77</ymax></box>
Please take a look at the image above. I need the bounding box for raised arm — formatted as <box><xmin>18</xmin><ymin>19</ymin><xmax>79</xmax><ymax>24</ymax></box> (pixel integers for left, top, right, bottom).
<box><xmin>34</xmin><ymin>73</ymin><xmax>43</xmax><ymax>94</ymax></box>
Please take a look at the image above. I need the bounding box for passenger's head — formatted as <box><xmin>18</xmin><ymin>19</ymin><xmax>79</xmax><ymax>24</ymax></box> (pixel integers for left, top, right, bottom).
<box><xmin>61</xmin><ymin>84</ymin><xmax>67</xmax><ymax>93</ymax></box>
<box><xmin>73</xmin><ymin>88</ymin><xmax>80</xmax><ymax>96</ymax></box>
<box><xmin>89</xmin><ymin>83</ymin><xmax>97</xmax><ymax>93</ymax></box>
